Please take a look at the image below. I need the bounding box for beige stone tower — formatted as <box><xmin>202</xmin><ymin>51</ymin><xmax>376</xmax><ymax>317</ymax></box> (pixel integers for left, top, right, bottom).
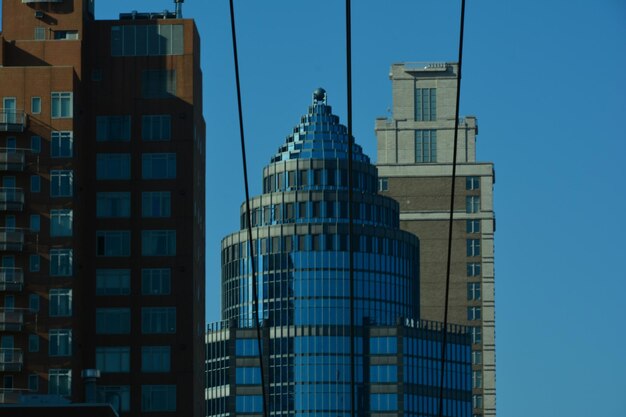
<box><xmin>376</xmin><ymin>62</ymin><xmax>496</xmax><ymax>416</ymax></box>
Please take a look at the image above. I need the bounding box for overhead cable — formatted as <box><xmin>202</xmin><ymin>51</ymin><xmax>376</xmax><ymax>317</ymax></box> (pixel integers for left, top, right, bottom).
<box><xmin>228</xmin><ymin>1</ymin><xmax>269</xmax><ymax>417</ymax></box>
<box><xmin>438</xmin><ymin>0</ymin><xmax>467</xmax><ymax>415</ymax></box>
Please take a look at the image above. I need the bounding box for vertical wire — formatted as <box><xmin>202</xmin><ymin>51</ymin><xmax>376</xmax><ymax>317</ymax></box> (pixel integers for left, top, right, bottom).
<box><xmin>228</xmin><ymin>1</ymin><xmax>268</xmax><ymax>416</ymax></box>
<box><xmin>437</xmin><ymin>0</ymin><xmax>466</xmax><ymax>415</ymax></box>
<box><xmin>345</xmin><ymin>1</ymin><xmax>356</xmax><ymax>417</ymax></box>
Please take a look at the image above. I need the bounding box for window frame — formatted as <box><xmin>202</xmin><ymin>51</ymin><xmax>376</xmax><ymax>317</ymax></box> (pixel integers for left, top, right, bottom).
<box><xmin>51</xmin><ymin>131</ymin><xmax>73</xmax><ymax>158</ymax></box>
<box><xmin>51</xmin><ymin>92</ymin><xmax>73</xmax><ymax>119</ymax></box>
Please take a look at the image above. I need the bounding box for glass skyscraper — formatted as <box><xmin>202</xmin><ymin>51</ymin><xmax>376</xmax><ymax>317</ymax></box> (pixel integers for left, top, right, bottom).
<box><xmin>207</xmin><ymin>89</ymin><xmax>472</xmax><ymax>417</ymax></box>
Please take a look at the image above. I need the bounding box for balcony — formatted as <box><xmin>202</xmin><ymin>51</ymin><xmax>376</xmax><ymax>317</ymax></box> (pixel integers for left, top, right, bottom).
<box><xmin>0</xmin><ymin>150</ymin><xmax>25</xmax><ymax>172</ymax></box>
<box><xmin>0</xmin><ymin>110</ymin><xmax>27</xmax><ymax>133</ymax></box>
<box><xmin>0</xmin><ymin>229</ymin><xmax>24</xmax><ymax>251</ymax></box>
<box><xmin>0</xmin><ymin>389</ymin><xmax>20</xmax><ymax>404</ymax></box>
<box><xmin>0</xmin><ymin>310</ymin><xmax>24</xmax><ymax>331</ymax></box>
<box><xmin>0</xmin><ymin>349</ymin><xmax>23</xmax><ymax>372</ymax></box>
<box><xmin>0</xmin><ymin>268</ymin><xmax>23</xmax><ymax>292</ymax></box>
<box><xmin>0</xmin><ymin>188</ymin><xmax>24</xmax><ymax>211</ymax></box>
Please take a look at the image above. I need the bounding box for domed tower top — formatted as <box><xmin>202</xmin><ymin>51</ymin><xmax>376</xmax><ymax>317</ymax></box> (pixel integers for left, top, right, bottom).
<box><xmin>312</xmin><ymin>87</ymin><xmax>327</xmax><ymax>104</ymax></box>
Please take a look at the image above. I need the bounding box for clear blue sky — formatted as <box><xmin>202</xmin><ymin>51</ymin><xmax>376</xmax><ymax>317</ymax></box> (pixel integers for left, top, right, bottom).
<box><xmin>3</xmin><ymin>0</ymin><xmax>626</xmax><ymax>415</ymax></box>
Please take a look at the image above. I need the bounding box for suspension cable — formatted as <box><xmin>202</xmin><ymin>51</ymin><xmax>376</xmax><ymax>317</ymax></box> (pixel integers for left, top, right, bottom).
<box><xmin>438</xmin><ymin>0</ymin><xmax>467</xmax><ymax>415</ymax></box>
<box><xmin>344</xmin><ymin>1</ymin><xmax>356</xmax><ymax>417</ymax></box>
<box><xmin>228</xmin><ymin>2</ymin><xmax>268</xmax><ymax>417</ymax></box>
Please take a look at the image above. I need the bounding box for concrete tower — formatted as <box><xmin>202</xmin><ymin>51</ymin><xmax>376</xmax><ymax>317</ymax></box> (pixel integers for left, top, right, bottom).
<box><xmin>376</xmin><ymin>63</ymin><xmax>496</xmax><ymax>416</ymax></box>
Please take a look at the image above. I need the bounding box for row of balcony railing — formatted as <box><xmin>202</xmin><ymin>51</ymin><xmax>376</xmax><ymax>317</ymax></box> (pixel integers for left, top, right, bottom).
<box><xmin>0</xmin><ymin>149</ymin><xmax>25</xmax><ymax>171</ymax></box>
<box><xmin>0</xmin><ymin>228</ymin><xmax>24</xmax><ymax>251</ymax></box>
<box><xmin>0</xmin><ymin>349</ymin><xmax>23</xmax><ymax>372</ymax></box>
<box><xmin>0</xmin><ymin>110</ymin><xmax>27</xmax><ymax>133</ymax></box>
<box><xmin>1</xmin><ymin>104</ymin><xmax>52</xmax><ymax>404</ymax></box>
<box><xmin>0</xmin><ymin>309</ymin><xmax>24</xmax><ymax>331</ymax></box>
<box><xmin>0</xmin><ymin>268</ymin><xmax>23</xmax><ymax>291</ymax></box>
<box><xmin>0</xmin><ymin>188</ymin><xmax>25</xmax><ymax>211</ymax></box>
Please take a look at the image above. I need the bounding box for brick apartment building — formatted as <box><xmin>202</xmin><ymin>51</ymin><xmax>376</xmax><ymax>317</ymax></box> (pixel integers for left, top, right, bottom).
<box><xmin>0</xmin><ymin>1</ymin><xmax>205</xmax><ymax>415</ymax></box>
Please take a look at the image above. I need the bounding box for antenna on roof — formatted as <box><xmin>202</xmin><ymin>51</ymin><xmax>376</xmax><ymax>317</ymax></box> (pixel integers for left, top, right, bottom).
<box><xmin>174</xmin><ymin>0</ymin><xmax>184</xmax><ymax>18</ymax></box>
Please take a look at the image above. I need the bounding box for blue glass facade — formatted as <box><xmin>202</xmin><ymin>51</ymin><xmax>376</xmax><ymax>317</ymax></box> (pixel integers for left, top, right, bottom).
<box><xmin>207</xmin><ymin>90</ymin><xmax>472</xmax><ymax>417</ymax></box>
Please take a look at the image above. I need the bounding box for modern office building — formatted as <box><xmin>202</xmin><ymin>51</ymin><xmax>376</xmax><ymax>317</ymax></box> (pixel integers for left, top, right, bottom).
<box><xmin>0</xmin><ymin>1</ymin><xmax>205</xmax><ymax>416</ymax></box>
<box><xmin>206</xmin><ymin>89</ymin><xmax>473</xmax><ymax>417</ymax></box>
<box><xmin>375</xmin><ymin>63</ymin><xmax>495</xmax><ymax>416</ymax></box>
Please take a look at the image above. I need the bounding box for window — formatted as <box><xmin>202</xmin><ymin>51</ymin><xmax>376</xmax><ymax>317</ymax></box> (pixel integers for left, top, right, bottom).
<box><xmin>30</xmin><ymin>175</ymin><xmax>41</xmax><ymax>193</ymax></box>
<box><xmin>142</xmin><ymin>269</ymin><xmax>171</xmax><ymax>295</ymax></box>
<box><xmin>142</xmin><ymin>115</ymin><xmax>171</xmax><ymax>141</ymax></box>
<box><xmin>472</xmin><ymin>350</ymin><xmax>483</xmax><ymax>365</ymax></box>
<box><xmin>29</xmin><ymin>294</ymin><xmax>40</xmax><ymax>312</ymax></box>
<box><xmin>96</xmin><ymin>192</ymin><xmax>131</xmax><ymax>218</ymax></box>
<box><xmin>370</xmin><ymin>365</ymin><xmax>397</xmax><ymax>383</ymax></box>
<box><xmin>50</xmin><ymin>170</ymin><xmax>73</xmax><ymax>197</ymax></box>
<box><xmin>51</xmin><ymin>131</ymin><xmax>73</xmax><ymax>158</ymax></box>
<box><xmin>53</xmin><ymin>31</ymin><xmax>79</xmax><ymax>40</ymax></box>
<box><xmin>468</xmin><ymin>307</ymin><xmax>482</xmax><ymax>321</ymax></box>
<box><xmin>141</xmin><ymin>346</ymin><xmax>171</xmax><ymax>372</ymax></box>
<box><xmin>467</xmin><ymin>239</ymin><xmax>481</xmax><ymax>257</ymax></box>
<box><xmin>49</xmin><ymin>289</ymin><xmax>72</xmax><ymax>317</ymax></box>
<box><xmin>467</xmin><ymin>219</ymin><xmax>480</xmax><ymax>233</ymax></box>
<box><xmin>472</xmin><ymin>371</ymin><xmax>483</xmax><ymax>389</ymax></box>
<box><xmin>142</xmin><ymin>191</ymin><xmax>171</xmax><ymax>217</ymax></box>
<box><xmin>235</xmin><ymin>396</ymin><xmax>263</xmax><ymax>413</ymax></box>
<box><xmin>470</xmin><ymin>326</ymin><xmax>482</xmax><ymax>344</ymax></box>
<box><xmin>96</xmin><ymin>154</ymin><xmax>131</xmax><ymax>180</ymax></box>
<box><xmin>378</xmin><ymin>177</ymin><xmax>388</xmax><ymax>191</ymax></box>
<box><xmin>96</xmin><ymin>347</ymin><xmax>130</xmax><ymax>373</ymax></box>
<box><xmin>468</xmin><ymin>283</ymin><xmax>481</xmax><ymax>301</ymax></box>
<box><xmin>473</xmin><ymin>394</ymin><xmax>483</xmax><ymax>409</ymax></box>
<box><xmin>49</xmin><ymin>329</ymin><xmax>72</xmax><ymax>356</ymax></box>
<box><xmin>415</xmin><ymin>130</ymin><xmax>437</xmax><ymax>162</ymax></box>
<box><xmin>236</xmin><ymin>367</ymin><xmax>261</xmax><ymax>385</ymax></box>
<box><xmin>30</xmin><ymin>214</ymin><xmax>40</xmax><ymax>232</ymax></box>
<box><xmin>111</xmin><ymin>24</ymin><xmax>183</xmax><ymax>57</ymax></box>
<box><xmin>50</xmin><ymin>209</ymin><xmax>73</xmax><ymax>237</ymax></box>
<box><xmin>97</xmin><ymin>386</ymin><xmax>130</xmax><ymax>412</ymax></box>
<box><xmin>96</xmin><ymin>308</ymin><xmax>130</xmax><ymax>334</ymax></box>
<box><xmin>3</xmin><ymin>376</ymin><xmax>13</xmax><ymax>390</ymax></box>
<box><xmin>415</xmin><ymin>87</ymin><xmax>436</xmax><ymax>121</ymax></box>
<box><xmin>141</xmin><ymin>230</ymin><xmax>176</xmax><ymax>256</ymax></box>
<box><xmin>50</xmin><ymin>249</ymin><xmax>73</xmax><ymax>276</ymax></box>
<box><xmin>51</xmin><ymin>92</ymin><xmax>72</xmax><ymax>118</ymax></box>
<box><xmin>34</xmin><ymin>27</ymin><xmax>45</xmax><ymax>41</ymax></box>
<box><xmin>96</xmin><ymin>116</ymin><xmax>131</xmax><ymax>141</ymax></box>
<box><xmin>466</xmin><ymin>176</ymin><xmax>480</xmax><ymax>190</ymax></box>
<box><xmin>141</xmin><ymin>307</ymin><xmax>176</xmax><ymax>334</ymax></box>
<box><xmin>141</xmin><ymin>386</ymin><xmax>177</xmax><ymax>412</ymax></box>
<box><xmin>370</xmin><ymin>393</ymin><xmax>398</xmax><ymax>411</ymax></box>
<box><xmin>29</xmin><ymin>254</ymin><xmax>40</xmax><ymax>272</ymax></box>
<box><xmin>31</xmin><ymin>97</ymin><xmax>42</xmax><ymax>114</ymax></box>
<box><xmin>28</xmin><ymin>374</ymin><xmax>38</xmax><ymax>392</ymax></box>
<box><xmin>466</xmin><ymin>196</ymin><xmax>480</xmax><ymax>213</ymax></box>
<box><xmin>141</xmin><ymin>70</ymin><xmax>176</xmax><ymax>98</ymax></box>
<box><xmin>467</xmin><ymin>262</ymin><xmax>481</xmax><ymax>276</ymax></box>
<box><xmin>28</xmin><ymin>334</ymin><xmax>39</xmax><ymax>352</ymax></box>
<box><xmin>31</xmin><ymin>136</ymin><xmax>41</xmax><ymax>153</ymax></box>
<box><xmin>96</xmin><ymin>231</ymin><xmax>130</xmax><ymax>257</ymax></box>
<box><xmin>369</xmin><ymin>337</ymin><xmax>397</xmax><ymax>354</ymax></box>
<box><xmin>235</xmin><ymin>339</ymin><xmax>259</xmax><ymax>357</ymax></box>
<box><xmin>142</xmin><ymin>153</ymin><xmax>176</xmax><ymax>179</ymax></box>
<box><xmin>96</xmin><ymin>269</ymin><xmax>131</xmax><ymax>295</ymax></box>
<box><xmin>48</xmin><ymin>369</ymin><xmax>71</xmax><ymax>396</ymax></box>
